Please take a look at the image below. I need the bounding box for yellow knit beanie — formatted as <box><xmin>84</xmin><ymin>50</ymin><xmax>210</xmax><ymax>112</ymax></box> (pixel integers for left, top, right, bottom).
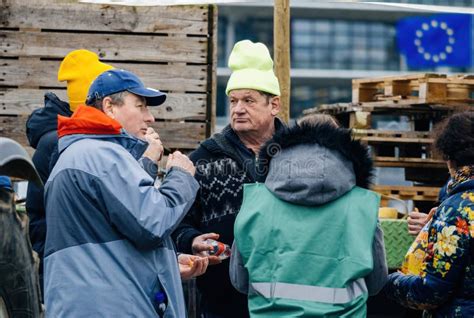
<box><xmin>58</xmin><ymin>50</ymin><xmax>114</xmax><ymax>111</ymax></box>
<box><xmin>225</xmin><ymin>40</ymin><xmax>280</xmax><ymax>96</ymax></box>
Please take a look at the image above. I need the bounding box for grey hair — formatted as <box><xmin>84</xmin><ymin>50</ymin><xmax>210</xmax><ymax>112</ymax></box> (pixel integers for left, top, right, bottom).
<box><xmin>257</xmin><ymin>90</ymin><xmax>277</xmax><ymax>104</ymax></box>
<box><xmin>90</xmin><ymin>91</ymin><xmax>130</xmax><ymax>110</ymax></box>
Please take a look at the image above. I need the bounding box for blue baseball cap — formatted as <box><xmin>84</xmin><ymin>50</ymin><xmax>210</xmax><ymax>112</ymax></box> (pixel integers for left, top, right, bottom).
<box><xmin>86</xmin><ymin>69</ymin><xmax>166</xmax><ymax>106</ymax></box>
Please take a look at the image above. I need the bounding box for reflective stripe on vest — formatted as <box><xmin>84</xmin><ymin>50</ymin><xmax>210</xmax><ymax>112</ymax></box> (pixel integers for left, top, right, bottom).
<box><xmin>249</xmin><ymin>278</ymin><xmax>367</xmax><ymax>304</ymax></box>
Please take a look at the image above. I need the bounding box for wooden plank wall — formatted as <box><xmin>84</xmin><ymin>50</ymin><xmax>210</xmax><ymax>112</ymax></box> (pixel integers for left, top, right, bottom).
<box><xmin>0</xmin><ymin>0</ymin><xmax>217</xmax><ymax>153</ymax></box>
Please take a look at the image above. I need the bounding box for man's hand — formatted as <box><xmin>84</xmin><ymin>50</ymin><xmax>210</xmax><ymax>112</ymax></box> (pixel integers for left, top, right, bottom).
<box><xmin>192</xmin><ymin>233</ymin><xmax>222</xmax><ymax>265</ymax></box>
<box><xmin>178</xmin><ymin>254</ymin><xmax>209</xmax><ymax>281</ymax></box>
<box><xmin>407</xmin><ymin>207</ymin><xmax>435</xmax><ymax>236</ymax></box>
<box><xmin>166</xmin><ymin>151</ymin><xmax>195</xmax><ymax>176</ymax></box>
<box><xmin>143</xmin><ymin>127</ymin><xmax>163</xmax><ymax>163</ymax></box>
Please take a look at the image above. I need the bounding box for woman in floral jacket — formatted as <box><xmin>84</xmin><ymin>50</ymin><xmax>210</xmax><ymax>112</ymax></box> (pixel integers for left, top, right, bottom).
<box><xmin>384</xmin><ymin>112</ymin><xmax>474</xmax><ymax>317</ymax></box>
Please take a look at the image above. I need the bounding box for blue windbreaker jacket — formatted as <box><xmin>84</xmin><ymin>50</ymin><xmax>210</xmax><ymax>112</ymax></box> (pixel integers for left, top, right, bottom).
<box><xmin>44</xmin><ymin>105</ymin><xmax>199</xmax><ymax>317</ymax></box>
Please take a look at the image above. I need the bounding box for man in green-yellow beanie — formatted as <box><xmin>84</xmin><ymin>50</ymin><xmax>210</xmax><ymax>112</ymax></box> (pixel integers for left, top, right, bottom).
<box><xmin>173</xmin><ymin>40</ymin><xmax>285</xmax><ymax>318</ymax></box>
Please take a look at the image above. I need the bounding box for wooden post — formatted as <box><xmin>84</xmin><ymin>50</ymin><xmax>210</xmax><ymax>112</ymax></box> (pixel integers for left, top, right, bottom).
<box><xmin>274</xmin><ymin>0</ymin><xmax>290</xmax><ymax>123</ymax></box>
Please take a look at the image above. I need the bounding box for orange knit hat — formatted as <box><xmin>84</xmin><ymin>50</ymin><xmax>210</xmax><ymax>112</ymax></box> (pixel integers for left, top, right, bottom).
<box><xmin>58</xmin><ymin>50</ymin><xmax>114</xmax><ymax>112</ymax></box>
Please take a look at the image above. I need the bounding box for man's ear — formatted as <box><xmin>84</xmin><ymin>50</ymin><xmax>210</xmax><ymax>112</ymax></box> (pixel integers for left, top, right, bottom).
<box><xmin>270</xmin><ymin>96</ymin><xmax>281</xmax><ymax>116</ymax></box>
<box><xmin>102</xmin><ymin>97</ymin><xmax>114</xmax><ymax>118</ymax></box>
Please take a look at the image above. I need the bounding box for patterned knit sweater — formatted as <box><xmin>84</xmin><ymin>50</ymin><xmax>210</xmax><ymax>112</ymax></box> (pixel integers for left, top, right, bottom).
<box><xmin>172</xmin><ymin>120</ymin><xmax>284</xmax><ymax>317</ymax></box>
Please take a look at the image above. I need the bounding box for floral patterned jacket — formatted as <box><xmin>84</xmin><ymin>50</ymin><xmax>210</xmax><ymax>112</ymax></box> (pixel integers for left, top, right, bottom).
<box><xmin>385</xmin><ymin>166</ymin><xmax>474</xmax><ymax>318</ymax></box>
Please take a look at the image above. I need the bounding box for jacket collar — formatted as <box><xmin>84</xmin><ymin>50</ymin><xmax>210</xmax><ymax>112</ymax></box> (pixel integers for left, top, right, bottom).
<box><xmin>447</xmin><ymin>165</ymin><xmax>474</xmax><ymax>197</ymax></box>
<box><xmin>57</xmin><ymin>105</ymin><xmax>148</xmax><ymax>160</ymax></box>
<box><xmin>58</xmin><ymin>105</ymin><xmax>122</xmax><ymax>138</ymax></box>
<box><xmin>259</xmin><ymin>121</ymin><xmax>374</xmax><ymax>188</ymax></box>
<box><xmin>26</xmin><ymin>92</ymin><xmax>73</xmax><ymax>148</ymax></box>
<box><xmin>201</xmin><ymin>117</ymin><xmax>286</xmax><ymax>162</ymax></box>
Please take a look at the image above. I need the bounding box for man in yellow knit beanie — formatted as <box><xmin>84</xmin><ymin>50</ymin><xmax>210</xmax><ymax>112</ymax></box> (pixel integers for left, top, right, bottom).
<box><xmin>58</xmin><ymin>49</ymin><xmax>114</xmax><ymax>112</ymax></box>
<box><xmin>25</xmin><ymin>49</ymin><xmax>113</xmax><ymax>296</ymax></box>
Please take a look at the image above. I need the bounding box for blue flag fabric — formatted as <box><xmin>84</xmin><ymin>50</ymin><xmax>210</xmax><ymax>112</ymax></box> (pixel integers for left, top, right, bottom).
<box><xmin>397</xmin><ymin>14</ymin><xmax>472</xmax><ymax>68</ymax></box>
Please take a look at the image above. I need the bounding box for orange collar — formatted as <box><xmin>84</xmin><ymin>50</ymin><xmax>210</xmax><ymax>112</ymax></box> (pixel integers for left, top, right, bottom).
<box><xmin>58</xmin><ymin>105</ymin><xmax>122</xmax><ymax>138</ymax></box>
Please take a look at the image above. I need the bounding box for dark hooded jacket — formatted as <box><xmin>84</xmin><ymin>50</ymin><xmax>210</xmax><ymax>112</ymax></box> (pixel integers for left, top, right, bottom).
<box><xmin>172</xmin><ymin>119</ymin><xmax>285</xmax><ymax>317</ymax></box>
<box><xmin>229</xmin><ymin>122</ymin><xmax>388</xmax><ymax>302</ymax></box>
<box><xmin>25</xmin><ymin>92</ymin><xmax>72</xmax><ymax>288</ymax></box>
<box><xmin>0</xmin><ymin>138</ymin><xmax>43</xmax><ymax>317</ymax></box>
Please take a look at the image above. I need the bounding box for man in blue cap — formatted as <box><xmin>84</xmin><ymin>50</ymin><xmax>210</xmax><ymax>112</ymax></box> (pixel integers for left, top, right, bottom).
<box><xmin>43</xmin><ymin>69</ymin><xmax>206</xmax><ymax>317</ymax></box>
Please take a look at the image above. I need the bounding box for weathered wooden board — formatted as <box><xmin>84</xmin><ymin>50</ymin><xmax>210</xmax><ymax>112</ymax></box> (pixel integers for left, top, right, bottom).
<box><xmin>149</xmin><ymin>121</ymin><xmax>206</xmax><ymax>150</ymax></box>
<box><xmin>0</xmin><ymin>89</ymin><xmax>207</xmax><ymax>121</ymax></box>
<box><xmin>374</xmin><ymin>156</ymin><xmax>445</xmax><ymax>168</ymax></box>
<box><xmin>208</xmin><ymin>4</ymin><xmax>217</xmax><ymax>135</ymax></box>
<box><xmin>0</xmin><ymin>2</ymin><xmax>216</xmax><ymax>153</ymax></box>
<box><xmin>1</xmin><ymin>0</ymin><xmax>209</xmax><ymax>35</ymax></box>
<box><xmin>1</xmin><ymin>58</ymin><xmax>208</xmax><ymax>92</ymax></box>
<box><xmin>372</xmin><ymin>185</ymin><xmax>440</xmax><ymax>202</ymax></box>
<box><xmin>352</xmin><ymin>73</ymin><xmax>445</xmax><ymax>85</ymax></box>
<box><xmin>0</xmin><ymin>30</ymin><xmax>208</xmax><ymax>63</ymax></box>
<box><xmin>353</xmin><ymin>129</ymin><xmax>433</xmax><ymax>144</ymax></box>
<box><xmin>1</xmin><ymin>115</ymin><xmax>206</xmax><ymax>150</ymax></box>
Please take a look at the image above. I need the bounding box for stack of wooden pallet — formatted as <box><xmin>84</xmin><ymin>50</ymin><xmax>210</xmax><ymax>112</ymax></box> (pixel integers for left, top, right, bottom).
<box><xmin>305</xmin><ymin>73</ymin><xmax>473</xmax><ymax>210</ymax></box>
<box><xmin>0</xmin><ymin>0</ymin><xmax>217</xmax><ymax>156</ymax></box>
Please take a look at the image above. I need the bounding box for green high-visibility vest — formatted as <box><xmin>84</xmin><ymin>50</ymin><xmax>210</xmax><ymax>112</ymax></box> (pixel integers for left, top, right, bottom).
<box><xmin>234</xmin><ymin>183</ymin><xmax>380</xmax><ymax>317</ymax></box>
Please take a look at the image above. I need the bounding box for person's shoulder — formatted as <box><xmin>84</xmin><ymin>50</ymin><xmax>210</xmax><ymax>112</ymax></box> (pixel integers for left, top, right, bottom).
<box><xmin>75</xmin><ymin>139</ymin><xmax>133</xmax><ymax>161</ymax></box>
<box><xmin>458</xmin><ymin>189</ymin><xmax>474</xmax><ymax>213</ymax></box>
<box><xmin>37</xmin><ymin>130</ymin><xmax>58</xmax><ymax>151</ymax></box>
<box><xmin>189</xmin><ymin>136</ymin><xmax>224</xmax><ymax>163</ymax></box>
<box><xmin>58</xmin><ymin>138</ymin><xmax>134</xmax><ymax>173</ymax></box>
<box><xmin>447</xmin><ymin>187</ymin><xmax>474</xmax><ymax>204</ymax></box>
<box><xmin>438</xmin><ymin>189</ymin><xmax>474</xmax><ymax>220</ymax></box>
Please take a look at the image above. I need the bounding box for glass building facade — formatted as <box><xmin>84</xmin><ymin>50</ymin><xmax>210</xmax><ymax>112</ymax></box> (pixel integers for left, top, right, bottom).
<box><xmin>291</xmin><ymin>20</ymin><xmax>399</xmax><ymax>71</ymax></box>
<box><xmin>216</xmin><ymin>1</ymin><xmax>474</xmax><ymax>122</ymax></box>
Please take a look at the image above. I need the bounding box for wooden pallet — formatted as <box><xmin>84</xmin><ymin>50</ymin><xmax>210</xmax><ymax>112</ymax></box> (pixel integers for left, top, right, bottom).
<box><xmin>373</xmin><ymin>185</ymin><xmax>440</xmax><ymax>202</ymax></box>
<box><xmin>353</xmin><ymin>129</ymin><xmax>432</xmax><ymax>143</ymax></box>
<box><xmin>353</xmin><ymin>73</ymin><xmax>474</xmax><ymax>106</ymax></box>
<box><xmin>304</xmin><ymin>102</ymin><xmax>465</xmax><ymax>130</ymax></box>
<box><xmin>305</xmin><ymin>101</ymin><xmax>469</xmax><ymax>116</ymax></box>
<box><xmin>348</xmin><ymin>128</ymin><xmax>443</xmax><ymax>167</ymax></box>
<box><xmin>306</xmin><ymin>105</ymin><xmax>464</xmax><ymax>131</ymax></box>
<box><xmin>373</xmin><ymin>156</ymin><xmax>445</xmax><ymax>168</ymax></box>
<box><xmin>0</xmin><ymin>0</ymin><xmax>217</xmax><ymax>153</ymax></box>
<box><xmin>355</xmin><ymin>129</ymin><xmax>437</xmax><ymax>160</ymax></box>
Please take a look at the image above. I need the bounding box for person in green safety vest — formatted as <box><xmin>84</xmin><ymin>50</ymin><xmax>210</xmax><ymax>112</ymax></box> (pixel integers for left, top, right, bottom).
<box><xmin>230</xmin><ymin>114</ymin><xmax>388</xmax><ymax>317</ymax></box>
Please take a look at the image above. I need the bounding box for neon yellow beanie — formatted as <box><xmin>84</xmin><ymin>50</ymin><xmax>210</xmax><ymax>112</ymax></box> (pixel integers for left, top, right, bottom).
<box><xmin>225</xmin><ymin>40</ymin><xmax>280</xmax><ymax>96</ymax></box>
<box><xmin>58</xmin><ymin>50</ymin><xmax>114</xmax><ymax>112</ymax></box>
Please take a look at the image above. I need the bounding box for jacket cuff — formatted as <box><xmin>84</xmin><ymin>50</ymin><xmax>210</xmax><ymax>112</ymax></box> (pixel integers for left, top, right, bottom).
<box><xmin>168</xmin><ymin>166</ymin><xmax>192</xmax><ymax>177</ymax></box>
<box><xmin>139</xmin><ymin>157</ymin><xmax>158</xmax><ymax>179</ymax></box>
<box><xmin>175</xmin><ymin>228</ymin><xmax>202</xmax><ymax>254</ymax></box>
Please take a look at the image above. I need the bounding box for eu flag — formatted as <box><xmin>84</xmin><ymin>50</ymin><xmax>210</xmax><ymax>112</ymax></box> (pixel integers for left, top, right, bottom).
<box><xmin>396</xmin><ymin>14</ymin><xmax>472</xmax><ymax>68</ymax></box>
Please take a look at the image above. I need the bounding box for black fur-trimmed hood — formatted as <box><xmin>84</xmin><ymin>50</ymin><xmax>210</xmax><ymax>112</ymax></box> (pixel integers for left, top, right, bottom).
<box><xmin>258</xmin><ymin>122</ymin><xmax>374</xmax><ymax>205</ymax></box>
